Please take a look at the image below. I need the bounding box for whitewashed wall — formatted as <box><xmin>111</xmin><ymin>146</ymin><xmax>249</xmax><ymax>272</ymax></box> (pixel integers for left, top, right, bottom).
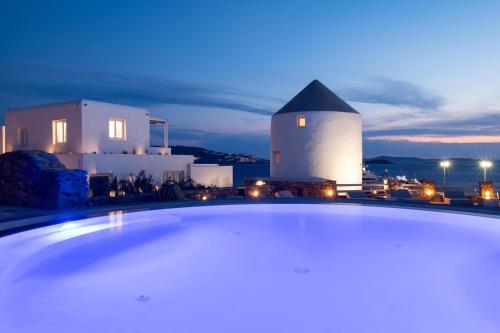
<box><xmin>189</xmin><ymin>164</ymin><xmax>233</xmax><ymax>188</ymax></box>
<box><xmin>81</xmin><ymin>100</ymin><xmax>150</xmax><ymax>154</ymax></box>
<box><xmin>57</xmin><ymin>153</ymin><xmax>194</xmax><ymax>183</ymax></box>
<box><xmin>5</xmin><ymin>100</ymin><xmax>153</xmax><ymax>155</ymax></box>
<box><xmin>270</xmin><ymin>111</ymin><xmax>362</xmax><ymax>186</ymax></box>
<box><xmin>56</xmin><ymin>154</ymin><xmax>234</xmax><ymax>187</ymax></box>
<box><xmin>5</xmin><ymin>101</ymin><xmax>83</xmax><ymax>153</ymax></box>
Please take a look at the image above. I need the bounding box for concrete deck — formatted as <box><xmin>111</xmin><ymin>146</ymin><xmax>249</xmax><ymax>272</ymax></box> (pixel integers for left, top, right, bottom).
<box><xmin>1</xmin><ymin>198</ymin><xmax>500</xmax><ymax>237</ymax></box>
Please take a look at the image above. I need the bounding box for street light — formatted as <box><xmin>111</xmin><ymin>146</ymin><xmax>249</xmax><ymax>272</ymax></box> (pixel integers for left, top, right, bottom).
<box><xmin>479</xmin><ymin>160</ymin><xmax>493</xmax><ymax>182</ymax></box>
<box><xmin>439</xmin><ymin>160</ymin><xmax>451</xmax><ymax>190</ymax></box>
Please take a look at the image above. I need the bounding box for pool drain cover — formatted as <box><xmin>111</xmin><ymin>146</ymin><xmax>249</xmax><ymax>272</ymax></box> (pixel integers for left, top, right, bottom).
<box><xmin>293</xmin><ymin>267</ymin><xmax>310</xmax><ymax>274</ymax></box>
<box><xmin>136</xmin><ymin>294</ymin><xmax>151</xmax><ymax>302</ymax></box>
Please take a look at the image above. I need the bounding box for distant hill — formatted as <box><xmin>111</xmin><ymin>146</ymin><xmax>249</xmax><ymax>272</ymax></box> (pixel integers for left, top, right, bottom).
<box><xmin>364</xmin><ymin>158</ymin><xmax>394</xmax><ymax>165</ymax></box>
<box><xmin>171</xmin><ymin>146</ymin><xmax>269</xmax><ymax>165</ymax></box>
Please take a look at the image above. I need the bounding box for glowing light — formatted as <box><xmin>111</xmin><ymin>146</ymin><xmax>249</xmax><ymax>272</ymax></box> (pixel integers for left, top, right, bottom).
<box><xmin>297</xmin><ymin>115</ymin><xmax>306</xmax><ymax>128</ymax></box>
<box><xmin>440</xmin><ymin>160</ymin><xmax>451</xmax><ymax>168</ymax></box>
<box><xmin>251</xmin><ymin>189</ymin><xmax>260</xmax><ymax>198</ymax></box>
<box><xmin>326</xmin><ymin>189</ymin><xmax>334</xmax><ymax>197</ymax></box>
<box><xmin>52</xmin><ymin>119</ymin><xmax>67</xmax><ymax>144</ymax></box>
<box><xmin>59</xmin><ymin>223</ymin><xmax>77</xmax><ymax>230</ymax></box>
<box><xmin>372</xmin><ymin>190</ymin><xmax>377</xmax><ymax>195</ymax></box>
<box><xmin>426</xmin><ymin>189</ymin><xmax>433</xmax><ymax>196</ymax></box>
<box><xmin>479</xmin><ymin>160</ymin><xmax>493</xmax><ymax>169</ymax></box>
<box><xmin>255</xmin><ymin>180</ymin><xmax>266</xmax><ymax>186</ymax></box>
<box><xmin>109</xmin><ymin>191</ymin><xmax>116</xmax><ymax>198</ymax></box>
<box><xmin>479</xmin><ymin>160</ymin><xmax>493</xmax><ymax>181</ymax></box>
<box><xmin>485</xmin><ymin>191</ymin><xmax>491</xmax><ymax>199</ymax></box>
<box><xmin>109</xmin><ymin>119</ymin><xmax>126</xmax><ymax>140</ymax></box>
<box><xmin>202</xmin><ymin>195</ymin><xmax>208</xmax><ymax>201</ymax></box>
<box><xmin>440</xmin><ymin>160</ymin><xmax>451</xmax><ymax>190</ymax></box>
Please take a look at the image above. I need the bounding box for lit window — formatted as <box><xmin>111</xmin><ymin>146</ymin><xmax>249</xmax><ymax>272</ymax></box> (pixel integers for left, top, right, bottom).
<box><xmin>17</xmin><ymin>128</ymin><xmax>28</xmax><ymax>146</ymax></box>
<box><xmin>52</xmin><ymin>120</ymin><xmax>67</xmax><ymax>144</ymax></box>
<box><xmin>273</xmin><ymin>151</ymin><xmax>280</xmax><ymax>165</ymax></box>
<box><xmin>109</xmin><ymin>119</ymin><xmax>126</xmax><ymax>140</ymax></box>
<box><xmin>297</xmin><ymin>115</ymin><xmax>306</xmax><ymax>128</ymax></box>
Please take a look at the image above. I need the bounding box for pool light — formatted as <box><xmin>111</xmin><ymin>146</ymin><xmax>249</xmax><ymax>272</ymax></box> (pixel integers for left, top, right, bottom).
<box><xmin>59</xmin><ymin>223</ymin><xmax>77</xmax><ymax>230</ymax></box>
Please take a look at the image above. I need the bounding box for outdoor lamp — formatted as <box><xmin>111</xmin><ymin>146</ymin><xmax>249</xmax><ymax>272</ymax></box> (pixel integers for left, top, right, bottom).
<box><xmin>439</xmin><ymin>160</ymin><xmax>451</xmax><ymax>190</ymax></box>
<box><xmin>479</xmin><ymin>160</ymin><xmax>493</xmax><ymax>182</ymax></box>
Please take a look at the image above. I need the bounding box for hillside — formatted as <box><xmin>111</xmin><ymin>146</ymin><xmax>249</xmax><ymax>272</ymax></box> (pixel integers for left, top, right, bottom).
<box><xmin>171</xmin><ymin>146</ymin><xmax>269</xmax><ymax>165</ymax></box>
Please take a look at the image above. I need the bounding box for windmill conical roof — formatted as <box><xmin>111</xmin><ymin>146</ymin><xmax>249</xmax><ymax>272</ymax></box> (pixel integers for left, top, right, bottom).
<box><xmin>275</xmin><ymin>79</ymin><xmax>359</xmax><ymax>115</ymax></box>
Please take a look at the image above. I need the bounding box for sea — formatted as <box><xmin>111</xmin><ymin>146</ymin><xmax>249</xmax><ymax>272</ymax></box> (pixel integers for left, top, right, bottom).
<box><xmin>233</xmin><ymin>158</ymin><xmax>500</xmax><ymax>187</ymax></box>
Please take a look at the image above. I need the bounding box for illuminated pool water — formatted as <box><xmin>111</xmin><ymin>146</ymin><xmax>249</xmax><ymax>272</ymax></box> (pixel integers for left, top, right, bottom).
<box><xmin>1</xmin><ymin>204</ymin><xmax>500</xmax><ymax>332</ymax></box>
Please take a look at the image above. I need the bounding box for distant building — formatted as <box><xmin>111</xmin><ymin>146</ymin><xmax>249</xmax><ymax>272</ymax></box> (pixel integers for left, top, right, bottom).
<box><xmin>270</xmin><ymin>80</ymin><xmax>362</xmax><ymax>186</ymax></box>
<box><xmin>1</xmin><ymin>100</ymin><xmax>232</xmax><ymax>187</ymax></box>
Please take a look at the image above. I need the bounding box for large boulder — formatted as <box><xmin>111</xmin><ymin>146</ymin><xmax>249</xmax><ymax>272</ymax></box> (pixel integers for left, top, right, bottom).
<box><xmin>0</xmin><ymin>150</ymin><xmax>88</xmax><ymax>209</ymax></box>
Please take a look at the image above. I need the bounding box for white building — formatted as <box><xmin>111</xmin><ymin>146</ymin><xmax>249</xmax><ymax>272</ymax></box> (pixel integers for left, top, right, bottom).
<box><xmin>270</xmin><ymin>80</ymin><xmax>362</xmax><ymax>187</ymax></box>
<box><xmin>1</xmin><ymin>100</ymin><xmax>232</xmax><ymax>187</ymax></box>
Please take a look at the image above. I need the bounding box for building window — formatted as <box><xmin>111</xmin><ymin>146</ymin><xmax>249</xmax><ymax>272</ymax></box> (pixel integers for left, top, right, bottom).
<box><xmin>273</xmin><ymin>151</ymin><xmax>280</xmax><ymax>165</ymax></box>
<box><xmin>17</xmin><ymin>128</ymin><xmax>28</xmax><ymax>146</ymax></box>
<box><xmin>297</xmin><ymin>115</ymin><xmax>306</xmax><ymax>128</ymax></box>
<box><xmin>109</xmin><ymin>119</ymin><xmax>126</xmax><ymax>140</ymax></box>
<box><xmin>52</xmin><ymin>120</ymin><xmax>67</xmax><ymax>144</ymax></box>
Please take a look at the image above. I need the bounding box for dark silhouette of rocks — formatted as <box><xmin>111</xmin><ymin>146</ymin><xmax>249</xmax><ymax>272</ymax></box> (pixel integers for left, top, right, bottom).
<box><xmin>0</xmin><ymin>150</ymin><xmax>88</xmax><ymax>209</ymax></box>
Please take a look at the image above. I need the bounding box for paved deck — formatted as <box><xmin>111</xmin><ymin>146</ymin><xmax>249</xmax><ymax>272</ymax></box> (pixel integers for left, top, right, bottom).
<box><xmin>1</xmin><ymin>198</ymin><xmax>500</xmax><ymax>236</ymax></box>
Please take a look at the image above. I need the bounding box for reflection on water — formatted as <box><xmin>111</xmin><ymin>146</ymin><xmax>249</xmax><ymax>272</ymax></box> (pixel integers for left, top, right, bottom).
<box><xmin>108</xmin><ymin>211</ymin><xmax>124</xmax><ymax>229</ymax></box>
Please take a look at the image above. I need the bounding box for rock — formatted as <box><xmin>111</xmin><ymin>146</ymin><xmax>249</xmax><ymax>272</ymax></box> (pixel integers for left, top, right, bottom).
<box><xmin>0</xmin><ymin>150</ymin><xmax>88</xmax><ymax>209</ymax></box>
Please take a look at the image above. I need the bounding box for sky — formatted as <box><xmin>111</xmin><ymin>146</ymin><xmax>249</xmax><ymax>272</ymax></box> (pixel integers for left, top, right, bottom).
<box><xmin>1</xmin><ymin>0</ymin><xmax>500</xmax><ymax>158</ymax></box>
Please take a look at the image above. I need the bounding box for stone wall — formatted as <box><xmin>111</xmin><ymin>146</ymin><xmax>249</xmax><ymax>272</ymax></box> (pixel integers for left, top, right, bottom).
<box><xmin>244</xmin><ymin>178</ymin><xmax>337</xmax><ymax>198</ymax></box>
<box><xmin>0</xmin><ymin>150</ymin><xmax>88</xmax><ymax>209</ymax></box>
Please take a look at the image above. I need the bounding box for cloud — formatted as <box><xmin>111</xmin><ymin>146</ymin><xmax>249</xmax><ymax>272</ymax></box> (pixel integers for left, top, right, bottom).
<box><xmin>344</xmin><ymin>78</ymin><xmax>444</xmax><ymax>110</ymax></box>
<box><xmin>366</xmin><ymin>134</ymin><xmax>500</xmax><ymax>144</ymax></box>
<box><xmin>0</xmin><ymin>62</ymin><xmax>274</xmax><ymax>116</ymax></box>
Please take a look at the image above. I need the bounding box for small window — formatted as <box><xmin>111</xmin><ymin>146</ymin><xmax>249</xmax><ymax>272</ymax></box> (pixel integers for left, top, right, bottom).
<box><xmin>17</xmin><ymin>128</ymin><xmax>28</xmax><ymax>146</ymax></box>
<box><xmin>109</xmin><ymin>119</ymin><xmax>126</xmax><ymax>140</ymax></box>
<box><xmin>297</xmin><ymin>115</ymin><xmax>306</xmax><ymax>128</ymax></box>
<box><xmin>52</xmin><ymin>120</ymin><xmax>67</xmax><ymax>144</ymax></box>
<box><xmin>273</xmin><ymin>151</ymin><xmax>281</xmax><ymax>165</ymax></box>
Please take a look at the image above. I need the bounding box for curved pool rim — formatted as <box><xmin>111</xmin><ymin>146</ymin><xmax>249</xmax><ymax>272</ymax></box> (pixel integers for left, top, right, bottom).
<box><xmin>1</xmin><ymin>199</ymin><xmax>500</xmax><ymax>238</ymax></box>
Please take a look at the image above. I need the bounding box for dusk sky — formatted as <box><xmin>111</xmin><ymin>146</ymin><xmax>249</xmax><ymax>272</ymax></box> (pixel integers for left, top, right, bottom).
<box><xmin>2</xmin><ymin>0</ymin><xmax>500</xmax><ymax>158</ymax></box>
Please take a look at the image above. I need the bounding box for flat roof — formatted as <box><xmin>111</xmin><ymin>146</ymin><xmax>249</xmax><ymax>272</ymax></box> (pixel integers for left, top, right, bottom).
<box><xmin>6</xmin><ymin>99</ymin><xmax>149</xmax><ymax>114</ymax></box>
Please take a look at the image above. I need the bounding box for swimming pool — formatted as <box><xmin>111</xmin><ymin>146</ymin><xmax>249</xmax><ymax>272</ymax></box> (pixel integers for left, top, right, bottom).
<box><xmin>1</xmin><ymin>204</ymin><xmax>500</xmax><ymax>332</ymax></box>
